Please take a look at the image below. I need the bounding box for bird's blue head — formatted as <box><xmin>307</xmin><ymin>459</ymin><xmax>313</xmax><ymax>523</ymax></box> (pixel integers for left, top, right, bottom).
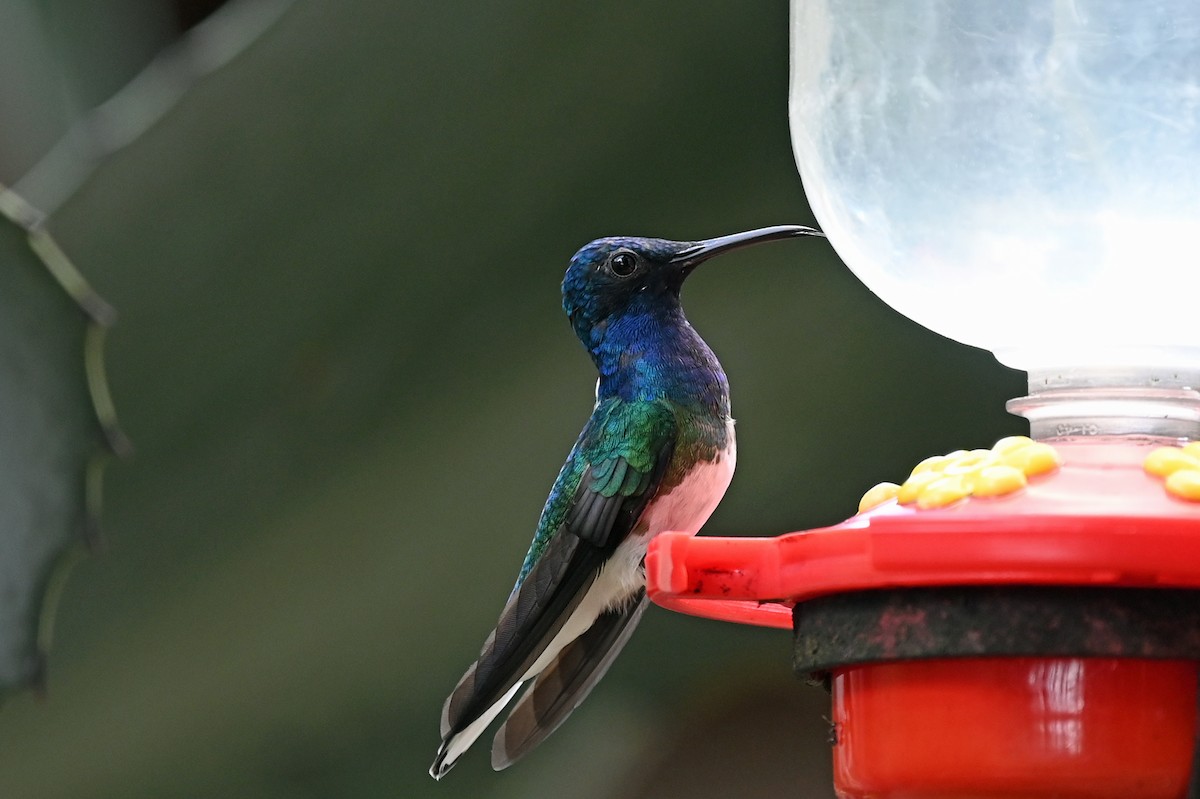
<box><xmin>561</xmin><ymin>225</ymin><xmax>822</xmax><ymax>354</ymax></box>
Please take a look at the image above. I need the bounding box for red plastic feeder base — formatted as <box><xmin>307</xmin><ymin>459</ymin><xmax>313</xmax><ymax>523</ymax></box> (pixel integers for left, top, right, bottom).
<box><xmin>645</xmin><ymin>438</ymin><xmax>1200</xmax><ymax>798</ymax></box>
<box><xmin>834</xmin><ymin>657</ymin><xmax>1197</xmax><ymax>799</ymax></box>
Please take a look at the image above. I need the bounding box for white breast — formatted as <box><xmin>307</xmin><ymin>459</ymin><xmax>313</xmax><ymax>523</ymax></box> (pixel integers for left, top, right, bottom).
<box><xmin>640</xmin><ymin>422</ymin><xmax>738</xmax><ymax>539</ymax></box>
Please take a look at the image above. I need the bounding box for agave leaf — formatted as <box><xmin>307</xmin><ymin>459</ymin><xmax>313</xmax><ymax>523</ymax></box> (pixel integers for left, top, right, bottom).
<box><xmin>0</xmin><ymin>184</ymin><xmax>127</xmax><ymax>694</ymax></box>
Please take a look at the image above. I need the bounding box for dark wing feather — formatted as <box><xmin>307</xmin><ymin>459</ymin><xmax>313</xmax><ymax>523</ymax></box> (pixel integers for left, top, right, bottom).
<box><xmin>434</xmin><ymin>401</ymin><xmax>677</xmax><ymax>775</ymax></box>
<box><xmin>491</xmin><ymin>590</ymin><xmax>649</xmax><ymax>769</ymax></box>
<box><xmin>441</xmin><ymin>524</ymin><xmax>603</xmax><ymax>740</ymax></box>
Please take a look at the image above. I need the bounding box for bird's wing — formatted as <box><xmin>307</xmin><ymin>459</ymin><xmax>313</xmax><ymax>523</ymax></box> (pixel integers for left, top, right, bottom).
<box><xmin>491</xmin><ymin>588</ymin><xmax>649</xmax><ymax>769</ymax></box>
<box><xmin>434</xmin><ymin>400</ymin><xmax>676</xmax><ymax>774</ymax></box>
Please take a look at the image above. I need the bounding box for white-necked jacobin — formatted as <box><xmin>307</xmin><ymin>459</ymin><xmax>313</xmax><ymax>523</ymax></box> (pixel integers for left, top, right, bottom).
<box><xmin>430</xmin><ymin>225</ymin><xmax>823</xmax><ymax>778</ymax></box>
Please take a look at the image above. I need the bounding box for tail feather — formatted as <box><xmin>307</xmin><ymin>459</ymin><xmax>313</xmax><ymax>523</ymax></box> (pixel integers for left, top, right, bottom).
<box><xmin>430</xmin><ymin>682</ymin><xmax>523</xmax><ymax>779</ymax></box>
<box><xmin>439</xmin><ymin>530</ymin><xmax>599</xmax><ymax>742</ymax></box>
<box><xmin>431</xmin><ymin>529</ymin><xmax>605</xmax><ymax>778</ymax></box>
<box><xmin>490</xmin><ymin>590</ymin><xmax>649</xmax><ymax>770</ymax></box>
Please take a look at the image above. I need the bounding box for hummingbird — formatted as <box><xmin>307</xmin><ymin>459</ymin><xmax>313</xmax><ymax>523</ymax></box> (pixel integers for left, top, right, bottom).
<box><xmin>430</xmin><ymin>224</ymin><xmax>823</xmax><ymax>779</ymax></box>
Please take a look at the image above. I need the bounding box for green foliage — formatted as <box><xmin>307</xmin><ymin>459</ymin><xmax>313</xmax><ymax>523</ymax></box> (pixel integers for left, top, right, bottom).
<box><xmin>0</xmin><ymin>186</ymin><xmax>125</xmax><ymax>693</ymax></box>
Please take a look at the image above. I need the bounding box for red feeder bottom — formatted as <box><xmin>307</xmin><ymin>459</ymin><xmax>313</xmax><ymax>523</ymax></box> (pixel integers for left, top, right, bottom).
<box><xmin>832</xmin><ymin>657</ymin><xmax>1200</xmax><ymax>799</ymax></box>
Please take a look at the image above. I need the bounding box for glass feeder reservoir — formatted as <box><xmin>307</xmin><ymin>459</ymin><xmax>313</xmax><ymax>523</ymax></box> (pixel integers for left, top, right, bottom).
<box><xmin>791</xmin><ymin>0</ymin><xmax>1200</xmax><ymax>383</ymax></box>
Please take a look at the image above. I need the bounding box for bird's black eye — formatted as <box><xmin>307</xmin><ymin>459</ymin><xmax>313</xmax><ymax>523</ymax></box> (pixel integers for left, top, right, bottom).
<box><xmin>608</xmin><ymin>252</ymin><xmax>638</xmax><ymax>277</ymax></box>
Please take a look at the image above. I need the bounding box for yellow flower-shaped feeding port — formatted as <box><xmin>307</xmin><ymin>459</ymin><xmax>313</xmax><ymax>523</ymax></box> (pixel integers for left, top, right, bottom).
<box><xmin>1144</xmin><ymin>442</ymin><xmax>1200</xmax><ymax>501</ymax></box>
<box><xmin>858</xmin><ymin>436</ymin><xmax>1062</xmax><ymax>513</ymax></box>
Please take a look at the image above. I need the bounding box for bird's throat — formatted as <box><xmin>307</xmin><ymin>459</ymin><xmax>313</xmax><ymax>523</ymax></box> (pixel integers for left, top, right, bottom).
<box><xmin>592</xmin><ymin>308</ymin><xmax>729</xmax><ymax>416</ymax></box>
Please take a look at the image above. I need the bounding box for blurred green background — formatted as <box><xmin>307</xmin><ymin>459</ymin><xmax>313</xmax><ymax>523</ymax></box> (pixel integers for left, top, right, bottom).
<box><xmin>0</xmin><ymin>1</ymin><xmax>1026</xmax><ymax>796</ymax></box>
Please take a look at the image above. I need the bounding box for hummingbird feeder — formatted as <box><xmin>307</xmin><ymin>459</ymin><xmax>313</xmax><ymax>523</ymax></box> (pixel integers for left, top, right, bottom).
<box><xmin>646</xmin><ymin>2</ymin><xmax>1200</xmax><ymax>796</ymax></box>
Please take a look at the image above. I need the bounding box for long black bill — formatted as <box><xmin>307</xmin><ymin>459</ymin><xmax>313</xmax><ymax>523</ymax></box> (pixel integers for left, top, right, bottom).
<box><xmin>669</xmin><ymin>224</ymin><xmax>824</xmax><ymax>268</ymax></box>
